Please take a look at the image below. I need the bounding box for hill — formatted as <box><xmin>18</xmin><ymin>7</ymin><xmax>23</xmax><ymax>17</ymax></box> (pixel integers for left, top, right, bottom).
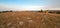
<box><xmin>0</xmin><ymin>12</ymin><xmax>60</xmax><ymax>28</ymax></box>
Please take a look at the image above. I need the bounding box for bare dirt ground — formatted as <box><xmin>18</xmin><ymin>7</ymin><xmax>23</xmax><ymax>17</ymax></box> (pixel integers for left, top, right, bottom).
<box><xmin>0</xmin><ymin>11</ymin><xmax>60</xmax><ymax>28</ymax></box>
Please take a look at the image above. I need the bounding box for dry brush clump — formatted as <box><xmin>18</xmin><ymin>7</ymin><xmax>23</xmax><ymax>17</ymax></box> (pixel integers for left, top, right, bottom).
<box><xmin>0</xmin><ymin>10</ymin><xmax>13</xmax><ymax>13</ymax></box>
<box><xmin>0</xmin><ymin>12</ymin><xmax>60</xmax><ymax>28</ymax></box>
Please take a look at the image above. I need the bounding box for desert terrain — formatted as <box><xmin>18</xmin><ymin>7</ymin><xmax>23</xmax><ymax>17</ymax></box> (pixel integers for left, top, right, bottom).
<box><xmin>0</xmin><ymin>11</ymin><xmax>60</xmax><ymax>28</ymax></box>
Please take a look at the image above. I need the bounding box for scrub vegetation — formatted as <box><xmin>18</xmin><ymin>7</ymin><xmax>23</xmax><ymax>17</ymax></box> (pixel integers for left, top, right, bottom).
<box><xmin>0</xmin><ymin>11</ymin><xmax>60</xmax><ymax>28</ymax></box>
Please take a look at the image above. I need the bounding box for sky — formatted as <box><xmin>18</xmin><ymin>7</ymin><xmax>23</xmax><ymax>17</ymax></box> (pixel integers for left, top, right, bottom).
<box><xmin>0</xmin><ymin>0</ymin><xmax>60</xmax><ymax>11</ymax></box>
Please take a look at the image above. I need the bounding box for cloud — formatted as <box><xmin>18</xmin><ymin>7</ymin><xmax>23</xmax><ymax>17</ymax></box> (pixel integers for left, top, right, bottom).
<box><xmin>0</xmin><ymin>5</ymin><xmax>45</xmax><ymax>11</ymax></box>
<box><xmin>0</xmin><ymin>0</ymin><xmax>60</xmax><ymax>11</ymax></box>
<box><xmin>48</xmin><ymin>0</ymin><xmax>60</xmax><ymax>8</ymax></box>
<box><xmin>42</xmin><ymin>0</ymin><xmax>60</xmax><ymax>10</ymax></box>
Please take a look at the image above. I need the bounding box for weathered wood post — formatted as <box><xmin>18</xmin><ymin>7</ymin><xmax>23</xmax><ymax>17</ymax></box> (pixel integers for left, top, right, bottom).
<box><xmin>43</xmin><ymin>10</ymin><xmax>49</xmax><ymax>15</ymax></box>
<box><xmin>41</xmin><ymin>10</ymin><xmax>49</xmax><ymax>28</ymax></box>
<box><xmin>45</xmin><ymin>10</ymin><xmax>48</xmax><ymax>15</ymax></box>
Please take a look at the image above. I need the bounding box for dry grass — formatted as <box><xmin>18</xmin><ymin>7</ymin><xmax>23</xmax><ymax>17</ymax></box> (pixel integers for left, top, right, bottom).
<box><xmin>0</xmin><ymin>11</ymin><xmax>60</xmax><ymax>28</ymax></box>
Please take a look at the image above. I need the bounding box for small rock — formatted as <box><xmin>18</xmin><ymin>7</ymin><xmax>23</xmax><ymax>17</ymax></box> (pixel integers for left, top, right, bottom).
<box><xmin>7</xmin><ymin>23</ymin><xmax>12</xmax><ymax>26</ymax></box>
<box><xmin>28</xmin><ymin>20</ymin><xmax>33</xmax><ymax>22</ymax></box>
<box><xmin>27</xmin><ymin>17</ymin><xmax>31</xmax><ymax>19</ymax></box>
<box><xmin>19</xmin><ymin>21</ymin><xmax>24</xmax><ymax>25</ymax></box>
<box><xmin>43</xmin><ymin>22</ymin><xmax>45</xmax><ymax>24</ymax></box>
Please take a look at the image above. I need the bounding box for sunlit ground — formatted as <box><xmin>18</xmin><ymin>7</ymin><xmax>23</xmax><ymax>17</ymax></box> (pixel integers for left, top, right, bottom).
<box><xmin>0</xmin><ymin>12</ymin><xmax>60</xmax><ymax>28</ymax></box>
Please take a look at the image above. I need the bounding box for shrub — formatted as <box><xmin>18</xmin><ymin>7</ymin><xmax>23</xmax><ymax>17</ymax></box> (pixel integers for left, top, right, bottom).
<box><xmin>0</xmin><ymin>10</ymin><xmax>13</xmax><ymax>13</ymax></box>
<box><xmin>56</xmin><ymin>11</ymin><xmax>60</xmax><ymax>14</ymax></box>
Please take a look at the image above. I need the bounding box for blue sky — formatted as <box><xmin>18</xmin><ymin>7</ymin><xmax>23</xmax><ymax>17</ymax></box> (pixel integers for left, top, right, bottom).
<box><xmin>0</xmin><ymin>0</ymin><xmax>60</xmax><ymax>11</ymax></box>
<box><xmin>0</xmin><ymin>0</ymin><xmax>50</xmax><ymax>6</ymax></box>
